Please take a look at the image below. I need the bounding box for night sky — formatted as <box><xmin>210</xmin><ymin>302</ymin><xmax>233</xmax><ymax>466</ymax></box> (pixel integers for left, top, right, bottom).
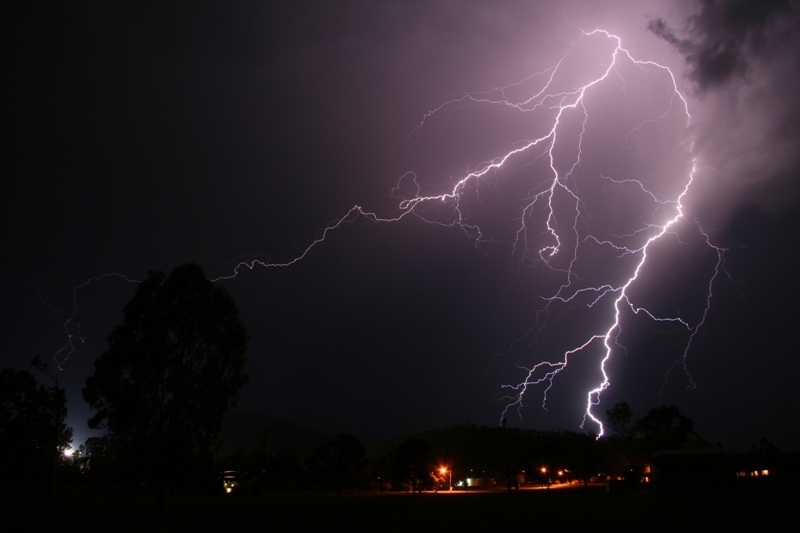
<box><xmin>4</xmin><ymin>1</ymin><xmax>800</xmax><ymax>452</ymax></box>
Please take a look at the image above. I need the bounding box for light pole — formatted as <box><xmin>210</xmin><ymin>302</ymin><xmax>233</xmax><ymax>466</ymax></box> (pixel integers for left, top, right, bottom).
<box><xmin>440</xmin><ymin>466</ymin><xmax>452</xmax><ymax>491</ymax></box>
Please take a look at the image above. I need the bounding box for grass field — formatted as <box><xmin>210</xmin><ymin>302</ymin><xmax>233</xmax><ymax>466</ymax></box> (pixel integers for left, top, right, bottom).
<box><xmin>9</xmin><ymin>481</ymin><xmax>796</xmax><ymax>531</ymax></box>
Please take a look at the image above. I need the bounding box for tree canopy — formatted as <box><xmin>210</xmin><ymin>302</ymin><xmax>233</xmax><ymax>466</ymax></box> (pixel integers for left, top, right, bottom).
<box><xmin>393</xmin><ymin>438</ymin><xmax>434</xmax><ymax>493</ymax></box>
<box><xmin>0</xmin><ymin>364</ymin><xmax>72</xmax><ymax>485</ymax></box>
<box><xmin>606</xmin><ymin>402</ymin><xmax>635</xmax><ymax>440</ymax></box>
<box><xmin>82</xmin><ymin>263</ymin><xmax>248</xmax><ymax>487</ymax></box>
<box><xmin>635</xmin><ymin>405</ymin><xmax>697</xmax><ymax>451</ymax></box>
<box><xmin>306</xmin><ymin>433</ymin><xmax>367</xmax><ymax>495</ymax></box>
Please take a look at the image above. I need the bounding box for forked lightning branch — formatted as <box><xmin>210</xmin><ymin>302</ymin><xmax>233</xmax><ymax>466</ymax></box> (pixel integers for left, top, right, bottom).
<box><xmin>55</xmin><ymin>29</ymin><xmax>724</xmax><ymax>438</ymax></box>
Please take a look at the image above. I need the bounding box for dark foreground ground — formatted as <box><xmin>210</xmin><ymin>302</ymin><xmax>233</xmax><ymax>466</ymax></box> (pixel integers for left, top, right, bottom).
<box><xmin>9</xmin><ymin>481</ymin><xmax>797</xmax><ymax>532</ymax></box>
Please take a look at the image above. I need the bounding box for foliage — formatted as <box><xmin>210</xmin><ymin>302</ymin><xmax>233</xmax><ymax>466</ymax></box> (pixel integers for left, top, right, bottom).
<box><xmin>393</xmin><ymin>438</ymin><xmax>434</xmax><ymax>493</ymax></box>
<box><xmin>370</xmin><ymin>424</ymin><xmax>620</xmax><ymax>490</ymax></box>
<box><xmin>306</xmin><ymin>433</ymin><xmax>367</xmax><ymax>495</ymax></box>
<box><xmin>82</xmin><ymin>263</ymin><xmax>248</xmax><ymax>489</ymax></box>
<box><xmin>635</xmin><ymin>405</ymin><xmax>697</xmax><ymax>451</ymax></box>
<box><xmin>75</xmin><ymin>436</ymin><xmax>116</xmax><ymax>481</ymax></box>
<box><xmin>606</xmin><ymin>402</ymin><xmax>635</xmax><ymax>439</ymax></box>
<box><xmin>606</xmin><ymin>401</ymin><xmax>638</xmax><ymax>470</ymax></box>
<box><xmin>0</xmin><ymin>364</ymin><xmax>72</xmax><ymax>486</ymax></box>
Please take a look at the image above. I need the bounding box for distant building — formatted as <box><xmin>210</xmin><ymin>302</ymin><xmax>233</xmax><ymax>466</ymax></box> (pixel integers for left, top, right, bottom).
<box><xmin>649</xmin><ymin>449</ymin><xmax>732</xmax><ymax>489</ymax></box>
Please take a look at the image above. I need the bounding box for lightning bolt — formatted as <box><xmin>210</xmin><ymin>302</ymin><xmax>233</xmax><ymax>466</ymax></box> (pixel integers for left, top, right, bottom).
<box><xmin>43</xmin><ymin>274</ymin><xmax>141</xmax><ymax>370</ymax></box>
<box><xmin>213</xmin><ymin>29</ymin><xmax>724</xmax><ymax>437</ymax></box>
<box><xmin>49</xmin><ymin>28</ymin><xmax>724</xmax><ymax>439</ymax></box>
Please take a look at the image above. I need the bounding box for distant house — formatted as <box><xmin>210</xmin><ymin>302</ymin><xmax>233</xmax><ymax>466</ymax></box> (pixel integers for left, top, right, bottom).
<box><xmin>649</xmin><ymin>449</ymin><xmax>733</xmax><ymax>489</ymax></box>
<box><xmin>730</xmin><ymin>454</ymin><xmax>773</xmax><ymax>480</ymax></box>
<box><xmin>728</xmin><ymin>450</ymin><xmax>800</xmax><ymax>481</ymax></box>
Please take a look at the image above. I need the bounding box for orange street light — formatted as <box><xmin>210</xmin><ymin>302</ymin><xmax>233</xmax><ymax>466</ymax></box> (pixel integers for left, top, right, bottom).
<box><xmin>440</xmin><ymin>466</ymin><xmax>452</xmax><ymax>491</ymax></box>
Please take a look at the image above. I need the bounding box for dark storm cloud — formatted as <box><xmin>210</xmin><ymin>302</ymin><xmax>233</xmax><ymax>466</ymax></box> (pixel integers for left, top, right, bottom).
<box><xmin>650</xmin><ymin>0</ymin><xmax>798</xmax><ymax>90</ymax></box>
<box><xmin>650</xmin><ymin>0</ymin><xmax>800</xmax><ymax>225</ymax></box>
<box><xmin>644</xmin><ymin>0</ymin><xmax>800</xmax><ymax>452</ymax></box>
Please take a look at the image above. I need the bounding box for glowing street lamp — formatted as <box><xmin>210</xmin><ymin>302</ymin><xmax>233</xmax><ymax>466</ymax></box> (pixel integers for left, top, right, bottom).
<box><xmin>440</xmin><ymin>466</ymin><xmax>452</xmax><ymax>491</ymax></box>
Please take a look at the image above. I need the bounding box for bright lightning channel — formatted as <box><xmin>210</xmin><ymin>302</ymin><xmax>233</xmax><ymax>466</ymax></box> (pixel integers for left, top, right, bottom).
<box><xmin>52</xmin><ymin>29</ymin><xmax>724</xmax><ymax>439</ymax></box>
<box><xmin>217</xmin><ymin>29</ymin><xmax>725</xmax><ymax>437</ymax></box>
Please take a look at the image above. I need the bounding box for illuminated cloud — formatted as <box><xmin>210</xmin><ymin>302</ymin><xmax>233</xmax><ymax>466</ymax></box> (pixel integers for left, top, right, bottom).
<box><xmin>652</xmin><ymin>0</ymin><xmax>800</xmax><ymax>226</ymax></box>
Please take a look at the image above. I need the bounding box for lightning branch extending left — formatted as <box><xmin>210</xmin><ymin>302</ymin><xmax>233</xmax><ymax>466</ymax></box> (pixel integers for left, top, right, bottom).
<box><xmin>216</xmin><ymin>29</ymin><xmax>725</xmax><ymax>436</ymax></box>
<box><xmin>44</xmin><ymin>274</ymin><xmax>140</xmax><ymax>371</ymax></box>
<box><xmin>45</xmin><ymin>28</ymin><xmax>724</xmax><ymax>438</ymax></box>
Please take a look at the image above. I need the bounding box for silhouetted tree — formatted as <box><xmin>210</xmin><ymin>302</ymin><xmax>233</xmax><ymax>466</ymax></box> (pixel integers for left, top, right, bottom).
<box><xmin>306</xmin><ymin>433</ymin><xmax>367</xmax><ymax>496</ymax></box>
<box><xmin>606</xmin><ymin>401</ymin><xmax>637</xmax><ymax>470</ymax></box>
<box><xmin>0</xmin><ymin>363</ymin><xmax>72</xmax><ymax>490</ymax></box>
<box><xmin>606</xmin><ymin>402</ymin><xmax>634</xmax><ymax>439</ymax></box>
<box><xmin>635</xmin><ymin>405</ymin><xmax>696</xmax><ymax>451</ymax></box>
<box><xmin>76</xmin><ymin>435</ymin><xmax>115</xmax><ymax>482</ymax></box>
<box><xmin>394</xmin><ymin>438</ymin><xmax>433</xmax><ymax>493</ymax></box>
<box><xmin>569</xmin><ymin>433</ymin><xmax>606</xmax><ymax>486</ymax></box>
<box><xmin>754</xmin><ymin>436</ymin><xmax>781</xmax><ymax>474</ymax></box>
<box><xmin>82</xmin><ymin>263</ymin><xmax>248</xmax><ymax>510</ymax></box>
<box><xmin>758</xmin><ymin>436</ymin><xmax>780</xmax><ymax>456</ymax></box>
